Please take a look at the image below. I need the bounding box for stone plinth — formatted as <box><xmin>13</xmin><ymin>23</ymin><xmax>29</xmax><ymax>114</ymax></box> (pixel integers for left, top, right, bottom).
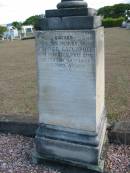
<box><xmin>34</xmin><ymin>1</ymin><xmax>107</xmax><ymax>172</ymax></box>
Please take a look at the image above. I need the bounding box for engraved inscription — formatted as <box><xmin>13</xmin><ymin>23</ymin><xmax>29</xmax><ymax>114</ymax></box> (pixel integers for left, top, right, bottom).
<box><xmin>38</xmin><ymin>32</ymin><xmax>95</xmax><ymax>71</ymax></box>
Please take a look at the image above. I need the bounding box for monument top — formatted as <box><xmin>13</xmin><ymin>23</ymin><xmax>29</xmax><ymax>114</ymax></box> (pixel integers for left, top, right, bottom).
<box><xmin>37</xmin><ymin>0</ymin><xmax>100</xmax><ymax>30</ymax></box>
<box><xmin>44</xmin><ymin>0</ymin><xmax>97</xmax><ymax>19</ymax></box>
<box><xmin>57</xmin><ymin>0</ymin><xmax>88</xmax><ymax>9</ymax></box>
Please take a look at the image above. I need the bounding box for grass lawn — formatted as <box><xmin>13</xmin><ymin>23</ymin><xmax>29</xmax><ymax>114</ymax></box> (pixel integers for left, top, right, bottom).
<box><xmin>0</xmin><ymin>28</ymin><xmax>130</xmax><ymax>122</ymax></box>
<box><xmin>105</xmin><ymin>28</ymin><xmax>130</xmax><ymax>121</ymax></box>
<box><xmin>0</xmin><ymin>39</ymin><xmax>37</xmax><ymax>121</ymax></box>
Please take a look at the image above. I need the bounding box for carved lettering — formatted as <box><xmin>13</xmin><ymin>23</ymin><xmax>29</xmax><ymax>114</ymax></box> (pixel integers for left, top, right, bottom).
<box><xmin>38</xmin><ymin>32</ymin><xmax>95</xmax><ymax>71</ymax></box>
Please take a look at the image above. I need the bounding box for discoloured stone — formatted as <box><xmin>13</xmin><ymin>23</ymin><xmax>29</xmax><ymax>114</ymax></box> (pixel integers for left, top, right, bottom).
<box><xmin>32</xmin><ymin>150</ymin><xmax>105</xmax><ymax>173</ymax></box>
<box><xmin>57</xmin><ymin>0</ymin><xmax>87</xmax><ymax>9</ymax></box>
<box><xmin>57</xmin><ymin>1</ymin><xmax>87</xmax><ymax>9</ymax></box>
<box><xmin>38</xmin><ymin>16</ymin><xmax>101</xmax><ymax>30</ymax></box>
<box><xmin>108</xmin><ymin>122</ymin><xmax>130</xmax><ymax>145</ymax></box>
<box><xmin>34</xmin><ymin>1</ymin><xmax>106</xmax><ymax>171</ymax></box>
<box><xmin>35</xmin><ymin>29</ymin><xmax>104</xmax><ymax>132</ymax></box>
<box><xmin>45</xmin><ymin>8</ymin><xmax>90</xmax><ymax>18</ymax></box>
<box><xmin>35</xmin><ymin>28</ymin><xmax>106</xmax><ymax>171</ymax></box>
<box><xmin>45</xmin><ymin>6</ymin><xmax>97</xmax><ymax>18</ymax></box>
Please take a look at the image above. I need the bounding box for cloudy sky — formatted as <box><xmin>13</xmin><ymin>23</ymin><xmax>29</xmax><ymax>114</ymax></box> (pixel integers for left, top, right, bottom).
<box><xmin>0</xmin><ymin>0</ymin><xmax>129</xmax><ymax>24</ymax></box>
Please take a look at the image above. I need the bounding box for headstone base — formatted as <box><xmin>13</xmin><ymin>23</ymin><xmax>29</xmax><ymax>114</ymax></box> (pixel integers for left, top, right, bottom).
<box><xmin>34</xmin><ymin>115</ymin><xmax>107</xmax><ymax>173</ymax></box>
<box><xmin>34</xmin><ymin>26</ymin><xmax>106</xmax><ymax>172</ymax></box>
<box><xmin>32</xmin><ymin>149</ymin><xmax>105</xmax><ymax>173</ymax></box>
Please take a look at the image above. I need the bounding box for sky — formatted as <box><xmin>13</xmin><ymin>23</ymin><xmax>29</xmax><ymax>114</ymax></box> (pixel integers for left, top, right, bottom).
<box><xmin>0</xmin><ymin>0</ymin><xmax>129</xmax><ymax>24</ymax></box>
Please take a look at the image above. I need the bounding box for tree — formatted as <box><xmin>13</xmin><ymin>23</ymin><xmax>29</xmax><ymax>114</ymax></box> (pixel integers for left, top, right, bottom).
<box><xmin>23</xmin><ymin>15</ymin><xmax>41</xmax><ymax>29</ymax></box>
<box><xmin>98</xmin><ymin>6</ymin><xmax>113</xmax><ymax>18</ymax></box>
<box><xmin>12</xmin><ymin>21</ymin><xmax>22</xmax><ymax>30</ymax></box>
<box><xmin>98</xmin><ymin>3</ymin><xmax>130</xmax><ymax>18</ymax></box>
<box><xmin>112</xmin><ymin>3</ymin><xmax>130</xmax><ymax>18</ymax></box>
<box><xmin>0</xmin><ymin>26</ymin><xmax>7</xmax><ymax>36</ymax></box>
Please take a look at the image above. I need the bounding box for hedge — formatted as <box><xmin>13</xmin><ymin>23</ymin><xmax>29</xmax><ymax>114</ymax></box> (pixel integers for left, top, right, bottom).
<box><xmin>102</xmin><ymin>17</ymin><xmax>125</xmax><ymax>27</ymax></box>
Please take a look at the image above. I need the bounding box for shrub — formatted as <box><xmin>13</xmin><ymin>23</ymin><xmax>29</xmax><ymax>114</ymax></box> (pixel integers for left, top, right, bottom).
<box><xmin>0</xmin><ymin>26</ymin><xmax>7</xmax><ymax>35</ymax></box>
<box><xmin>102</xmin><ymin>17</ymin><xmax>124</xmax><ymax>27</ymax></box>
<box><xmin>23</xmin><ymin>15</ymin><xmax>42</xmax><ymax>29</ymax></box>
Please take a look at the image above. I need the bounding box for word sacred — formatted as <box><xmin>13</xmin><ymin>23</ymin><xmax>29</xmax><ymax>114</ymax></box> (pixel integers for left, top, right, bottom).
<box><xmin>55</xmin><ymin>35</ymin><xmax>73</xmax><ymax>40</ymax></box>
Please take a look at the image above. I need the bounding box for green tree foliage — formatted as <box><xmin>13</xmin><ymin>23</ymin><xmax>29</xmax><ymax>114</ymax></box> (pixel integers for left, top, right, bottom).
<box><xmin>102</xmin><ymin>17</ymin><xmax>124</xmax><ymax>27</ymax></box>
<box><xmin>12</xmin><ymin>21</ymin><xmax>22</xmax><ymax>30</ymax></box>
<box><xmin>0</xmin><ymin>26</ymin><xmax>7</xmax><ymax>35</ymax></box>
<box><xmin>98</xmin><ymin>6</ymin><xmax>113</xmax><ymax>18</ymax></box>
<box><xmin>98</xmin><ymin>3</ymin><xmax>130</xmax><ymax>18</ymax></box>
<box><xmin>23</xmin><ymin>15</ymin><xmax>41</xmax><ymax>29</ymax></box>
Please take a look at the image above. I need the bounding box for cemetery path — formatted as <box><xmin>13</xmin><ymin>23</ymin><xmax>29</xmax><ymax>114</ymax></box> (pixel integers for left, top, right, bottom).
<box><xmin>105</xmin><ymin>144</ymin><xmax>130</xmax><ymax>173</ymax></box>
<box><xmin>0</xmin><ymin>133</ymin><xmax>60</xmax><ymax>173</ymax></box>
<box><xmin>0</xmin><ymin>133</ymin><xmax>129</xmax><ymax>173</ymax></box>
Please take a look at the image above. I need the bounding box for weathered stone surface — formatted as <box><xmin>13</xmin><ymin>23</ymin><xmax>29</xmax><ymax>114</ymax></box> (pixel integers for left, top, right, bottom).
<box><xmin>35</xmin><ymin>28</ymin><xmax>106</xmax><ymax>170</ymax></box>
<box><xmin>32</xmin><ymin>151</ymin><xmax>105</xmax><ymax>173</ymax></box>
<box><xmin>45</xmin><ymin>8</ymin><xmax>97</xmax><ymax>18</ymax></box>
<box><xmin>46</xmin><ymin>8</ymin><xmax>88</xmax><ymax>17</ymax></box>
<box><xmin>0</xmin><ymin>121</ymin><xmax>38</xmax><ymax>137</ymax></box>
<box><xmin>35</xmin><ymin>28</ymin><xmax>104</xmax><ymax>132</ymax></box>
<box><xmin>38</xmin><ymin>16</ymin><xmax>101</xmax><ymax>30</ymax></box>
<box><xmin>34</xmin><ymin>0</ymin><xmax>106</xmax><ymax>168</ymax></box>
<box><xmin>35</xmin><ymin>115</ymin><xmax>106</xmax><ymax>167</ymax></box>
<box><xmin>57</xmin><ymin>0</ymin><xmax>87</xmax><ymax>9</ymax></box>
<box><xmin>108</xmin><ymin>121</ymin><xmax>130</xmax><ymax>145</ymax></box>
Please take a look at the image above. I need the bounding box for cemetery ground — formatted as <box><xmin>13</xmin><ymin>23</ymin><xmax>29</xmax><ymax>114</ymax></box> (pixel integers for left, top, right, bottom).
<box><xmin>0</xmin><ymin>27</ymin><xmax>130</xmax><ymax>122</ymax></box>
<box><xmin>0</xmin><ymin>27</ymin><xmax>130</xmax><ymax>173</ymax></box>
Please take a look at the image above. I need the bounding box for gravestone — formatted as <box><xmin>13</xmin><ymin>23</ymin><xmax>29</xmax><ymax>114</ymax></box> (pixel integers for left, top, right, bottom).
<box><xmin>127</xmin><ymin>22</ymin><xmax>130</xmax><ymax>29</ymax></box>
<box><xmin>34</xmin><ymin>0</ymin><xmax>107</xmax><ymax>172</ymax></box>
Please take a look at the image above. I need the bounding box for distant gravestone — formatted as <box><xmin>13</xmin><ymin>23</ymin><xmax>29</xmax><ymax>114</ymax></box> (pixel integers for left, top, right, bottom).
<box><xmin>127</xmin><ymin>22</ymin><xmax>130</xmax><ymax>29</ymax></box>
<box><xmin>34</xmin><ymin>0</ymin><xmax>107</xmax><ymax>172</ymax></box>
